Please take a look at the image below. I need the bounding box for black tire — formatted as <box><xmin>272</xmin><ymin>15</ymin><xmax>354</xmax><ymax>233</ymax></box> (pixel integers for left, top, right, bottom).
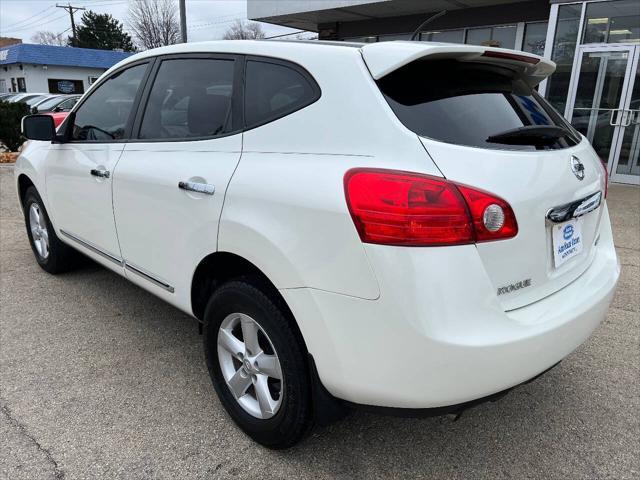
<box><xmin>203</xmin><ymin>279</ymin><xmax>313</xmax><ymax>449</ymax></box>
<box><xmin>23</xmin><ymin>186</ymin><xmax>79</xmax><ymax>274</ymax></box>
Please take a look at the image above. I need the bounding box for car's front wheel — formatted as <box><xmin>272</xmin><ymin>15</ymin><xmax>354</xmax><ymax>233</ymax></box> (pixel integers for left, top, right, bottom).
<box><xmin>203</xmin><ymin>279</ymin><xmax>313</xmax><ymax>449</ymax></box>
<box><xmin>23</xmin><ymin>186</ymin><xmax>78</xmax><ymax>273</ymax></box>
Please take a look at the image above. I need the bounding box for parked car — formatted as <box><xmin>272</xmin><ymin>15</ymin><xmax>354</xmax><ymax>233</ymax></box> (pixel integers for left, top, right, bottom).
<box><xmin>6</xmin><ymin>93</ymin><xmax>47</xmax><ymax>104</ymax></box>
<box><xmin>21</xmin><ymin>94</ymin><xmax>51</xmax><ymax>108</ymax></box>
<box><xmin>33</xmin><ymin>94</ymin><xmax>81</xmax><ymax>114</ymax></box>
<box><xmin>16</xmin><ymin>40</ymin><xmax>619</xmax><ymax>448</ymax></box>
<box><xmin>1</xmin><ymin>93</ymin><xmax>22</xmax><ymax>102</ymax></box>
<box><xmin>45</xmin><ymin>111</ymin><xmax>70</xmax><ymax>128</ymax></box>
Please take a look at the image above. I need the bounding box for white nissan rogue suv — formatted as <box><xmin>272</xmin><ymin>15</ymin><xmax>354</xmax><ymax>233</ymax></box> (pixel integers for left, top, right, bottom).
<box><xmin>16</xmin><ymin>40</ymin><xmax>620</xmax><ymax>448</ymax></box>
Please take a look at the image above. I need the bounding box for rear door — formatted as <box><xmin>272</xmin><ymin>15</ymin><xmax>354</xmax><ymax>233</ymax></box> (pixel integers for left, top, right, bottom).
<box><xmin>112</xmin><ymin>54</ymin><xmax>243</xmax><ymax>311</ymax></box>
<box><xmin>372</xmin><ymin>49</ymin><xmax>607</xmax><ymax>310</ymax></box>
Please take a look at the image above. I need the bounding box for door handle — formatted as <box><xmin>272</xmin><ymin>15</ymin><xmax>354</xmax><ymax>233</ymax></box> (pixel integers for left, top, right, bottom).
<box><xmin>90</xmin><ymin>168</ymin><xmax>110</xmax><ymax>178</ymax></box>
<box><xmin>609</xmin><ymin>109</ymin><xmax>621</xmax><ymax>126</ymax></box>
<box><xmin>178</xmin><ymin>181</ymin><xmax>215</xmax><ymax>195</ymax></box>
<box><xmin>621</xmin><ymin>109</ymin><xmax>634</xmax><ymax>127</ymax></box>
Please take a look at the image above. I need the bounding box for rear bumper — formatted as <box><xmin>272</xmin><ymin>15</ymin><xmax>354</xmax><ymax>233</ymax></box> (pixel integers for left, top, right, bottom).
<box><xmin>281</xmin><ymin>205</ymin><xmax>620</xmax><ymax>409</ymax></box>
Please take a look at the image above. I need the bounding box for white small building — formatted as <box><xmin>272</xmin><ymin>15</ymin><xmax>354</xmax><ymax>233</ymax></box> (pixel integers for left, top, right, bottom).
<box><xmin>0</xmin><ymin>43</ymin><xmax>132</xmax><ymax>95</ymax></box>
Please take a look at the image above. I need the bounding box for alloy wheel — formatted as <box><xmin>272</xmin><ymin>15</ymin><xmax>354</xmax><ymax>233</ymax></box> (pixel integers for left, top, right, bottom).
<box><xmin>217</xmin><ymin>313</ymin><xmax>284</xmax><ymax>419</ymax></box>
<box><xmin>29</xmin><ymin>203</ymin><xmax>49</xmax><ymax>260</ymax></box>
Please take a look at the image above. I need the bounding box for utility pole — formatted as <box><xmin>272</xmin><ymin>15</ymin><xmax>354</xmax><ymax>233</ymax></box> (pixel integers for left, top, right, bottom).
<box><xmin>56</xmin><ymin>3</ymin><xmax>85</xmax><ymax>47</ymax></box>
<box><xmin>179</xmin><ymin>0</ymin><xmax>188</xmax><ymax>43</ymax></box>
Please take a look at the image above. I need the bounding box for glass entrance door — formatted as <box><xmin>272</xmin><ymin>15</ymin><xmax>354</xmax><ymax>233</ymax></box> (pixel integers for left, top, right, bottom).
<box><xmin>567</xmin><ymin>44</ymin><xmax>640</xmax><ymax>185</ymax></box>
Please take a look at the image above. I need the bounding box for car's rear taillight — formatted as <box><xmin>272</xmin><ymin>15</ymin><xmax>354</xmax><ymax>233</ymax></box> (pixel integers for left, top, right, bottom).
<box><xmin>344</xmin><ymin>169</ymin><xmax>518</xmax><ymax>246</ymax></box>
<box><xmin>455</xmin><ymin>184</ymin><xmax>518</xmax><ymax>242</ymax></box>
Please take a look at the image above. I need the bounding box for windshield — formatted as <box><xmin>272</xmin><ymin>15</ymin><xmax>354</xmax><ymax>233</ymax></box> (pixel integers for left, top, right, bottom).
<box><xmin>25</xmin><ymin>95</ymin><xmax>48</xmax><ymax>107</ymax></box>
<box><xmin>35</xmin><ymin>96</ymin><xmax>63</xmax><ymax>111</ymax></box>
<box><xmin>377</xmin><ymin>59</ymin><xmax>580</xmax><ymax>151</ymax></box>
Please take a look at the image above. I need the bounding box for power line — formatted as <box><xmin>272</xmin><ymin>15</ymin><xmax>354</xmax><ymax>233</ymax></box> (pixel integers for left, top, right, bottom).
<box><xmin>3</xmin><ymin>13</ymin><xmax>70</xmax><ymax>34</ymax></box>
<box><xmin>2</xmin><ymin>5</ymin><xmax>55</xmax><ymax>30</ymax></box>
<box><xmin>187</xmin><ymin>12</ymin><xmax>246</xmax><ymax>29</ymax></box>
<box><xmin>56</xmin><ymin>3</ymin><xmax>86</xmax><ymax>47</ymax></box>
<box><xmin>265</xmin><ymin>30</ymin><xmax>309</xmax><ymax>40</ymax></box>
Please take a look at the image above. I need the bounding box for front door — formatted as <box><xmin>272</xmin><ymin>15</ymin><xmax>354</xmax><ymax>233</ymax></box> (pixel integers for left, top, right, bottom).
<box><xmin>112</xmin><ymin>55</ymin><xmax>243</xmax><ymax>312</ymax></box>
<box><xmin>45</xmin><ymin>61</ymin><xmax>151</xmax><ymax>270</ymax></box>
<box><xmin>567</xmin><ymin>44</ymin><xmax>640</xmax><ymax>185</ymax></box>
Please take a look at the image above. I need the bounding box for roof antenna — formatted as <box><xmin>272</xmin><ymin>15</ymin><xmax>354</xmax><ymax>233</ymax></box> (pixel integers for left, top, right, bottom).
<box><xmin>410</xmin><ymin>10</ymin><xmax>447</xmax><ymax>41</ymax></box>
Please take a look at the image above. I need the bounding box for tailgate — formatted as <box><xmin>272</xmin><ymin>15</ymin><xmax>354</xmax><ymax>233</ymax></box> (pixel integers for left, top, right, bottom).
<box><xmin>420</xmin><ymin>136</ymin><xmax>605</xmax><ymax>311</ymax></box>
<box><xmin>369</xmin><ymin>42</ymin><xmax>607</xmax><ymax>310</ymax></box>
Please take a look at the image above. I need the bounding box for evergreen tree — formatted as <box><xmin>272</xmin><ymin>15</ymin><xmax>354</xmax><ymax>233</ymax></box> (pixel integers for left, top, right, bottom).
<box><xmin>71</xmin><ymin>11</ymin><xmax>135</xmax><ymax>51</ymax></box>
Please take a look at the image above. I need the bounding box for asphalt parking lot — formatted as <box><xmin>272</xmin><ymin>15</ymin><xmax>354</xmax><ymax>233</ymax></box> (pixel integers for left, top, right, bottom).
<box><xmin>0</xmin><ymin>165</ymin><xmax>638</xmax><ymax>480</ymax></box>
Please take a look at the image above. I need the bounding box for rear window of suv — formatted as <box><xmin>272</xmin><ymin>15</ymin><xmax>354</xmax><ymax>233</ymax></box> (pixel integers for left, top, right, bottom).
<box><xmin>378</xmin><ymin>59</ymin><xmax>580</xmax><ymax>151</ymax></box>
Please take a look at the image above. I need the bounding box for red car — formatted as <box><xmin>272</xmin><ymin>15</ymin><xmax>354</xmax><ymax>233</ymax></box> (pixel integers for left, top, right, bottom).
<box><xmin>45</xmin><ymin>111</ymin><xmax>69</xmax><ymax>128</ymax></box>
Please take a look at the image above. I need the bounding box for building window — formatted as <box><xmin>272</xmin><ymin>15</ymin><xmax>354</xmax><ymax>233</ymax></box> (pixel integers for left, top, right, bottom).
<box><xmin>545</xmin><ymin>3</ymin><xmax>582</xmax><ymax>114</ymax></box>
<box><xmin>421</xmin><ymin>29</ymin><xmax>465</xmax><ymax>44</ymax></box>
<box><xmin>522</xmin><ymin>22</ymin><xmax>548</xmax><ymax>56</ymax></box>
<box><xmin>344</xmin><ymin>36</ymin><xmax>378</xmax><ymax>43</ymax></box>
<box><xmin>47</xmin><ymin>79</ymin><xmax>84</xmax><ymax>94</ymax></box>
<box><xmin>16</xmin><ymin>77</ymin><xmax>26</xmax><ymax>92</ymax></box>
<box><xmin>465</xmin><ymin>24</ymin><xmax>517</xmax><ymax>49</ymax></box>
<box><xmin>582</xmin><ymin>0</ymin><xmax>640</xmax><ymax>44</ymax></box>
<box><xmin>378</xmin><ymin>33</ymin><xmax>411</xmax><ymax>42</ymax></box>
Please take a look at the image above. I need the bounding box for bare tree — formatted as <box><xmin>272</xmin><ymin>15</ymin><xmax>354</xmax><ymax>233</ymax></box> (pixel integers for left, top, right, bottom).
<box><xmin>128</xmin><ymin>0</ymin><xmax>180</xmax><ymax>50</ymax></box>
<box><xmin>223</xmin><ymin>19</ymin><xmax>266</xmax><ymax>40</ymax></box>
<box><xmin>31</xmin><ymin>31</ymin><xmax>67</xmax><ymax>46</ymax></box>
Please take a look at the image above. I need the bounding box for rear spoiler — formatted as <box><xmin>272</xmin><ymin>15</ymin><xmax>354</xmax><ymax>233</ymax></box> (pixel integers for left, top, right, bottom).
<box><xmin>360</xmin><ymin>42</ymin><xmax>555</xmax><ymax>87</ymax></box>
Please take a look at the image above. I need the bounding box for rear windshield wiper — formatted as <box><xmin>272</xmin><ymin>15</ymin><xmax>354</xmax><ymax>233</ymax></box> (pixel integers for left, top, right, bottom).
<box><xmin>486</xmin><ymin>125</ymin><xmax>570</xmax><ymax>146</ymax></box>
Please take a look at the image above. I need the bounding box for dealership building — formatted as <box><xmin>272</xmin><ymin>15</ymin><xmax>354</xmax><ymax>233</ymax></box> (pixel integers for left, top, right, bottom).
<box><xmin>250</xmin><ymin>0</ymin><xmax>639</xmax><ymax>184</ymax></box>
<box><xmin>0</xmin><ymin>42</ymin><xmax>131</xmax><ymax>96</ymax></box>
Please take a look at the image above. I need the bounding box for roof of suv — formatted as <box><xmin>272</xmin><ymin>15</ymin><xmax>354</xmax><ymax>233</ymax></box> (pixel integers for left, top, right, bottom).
<box><xmin>107</xmin><ymin>39</ymin><xmax>554</xmax><ymax>88</ymax></box>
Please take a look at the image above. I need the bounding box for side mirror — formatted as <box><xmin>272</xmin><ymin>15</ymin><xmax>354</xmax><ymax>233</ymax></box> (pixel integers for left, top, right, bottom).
<box><xmin>22</xmin><ymin>115</ymin><xmax>56</xmax><ymax>141</ymax></box>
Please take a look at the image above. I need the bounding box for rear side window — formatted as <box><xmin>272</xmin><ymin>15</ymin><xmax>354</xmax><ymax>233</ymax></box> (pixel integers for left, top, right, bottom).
<box><xmin>139</xmin><ymin>58</ymin><xmax>235</xmax><ymax>140</ymax></box>
<box><xmin>244</xmin><ymin>59</ymin><xmax>319</xmax><ymax>128</ymax></box>
<box><xmin>378</xmin><ymin>59</ymin><xmax>580</xmax><ymax>151</ymax></box>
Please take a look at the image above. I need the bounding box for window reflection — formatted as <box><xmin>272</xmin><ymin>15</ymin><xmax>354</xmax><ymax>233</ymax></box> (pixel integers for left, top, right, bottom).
<box><xmin>583</xmin><ymin>0</ymin><xmax>640</xmax><ymax>44</ymax></box>
<box><xmin>523</xmin><ymin>22</ymin><xmax>548</xmax><ymax>56</ymax></box>
<box><xmin>465</xmin><ymin>25</ymin><xmax>517</xmax><ymax>49</ymax></box>
<box><xmin>546</xmin><ymin>4</ymin><xmax>582</xmax><ymax>114</ymax></box>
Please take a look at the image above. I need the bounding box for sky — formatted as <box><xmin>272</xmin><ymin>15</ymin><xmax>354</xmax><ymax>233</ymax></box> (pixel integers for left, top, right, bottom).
<box><xmin>0</xmin><ymin>0</ymin><xmax>307</xmax><ymax>45</ymax></box>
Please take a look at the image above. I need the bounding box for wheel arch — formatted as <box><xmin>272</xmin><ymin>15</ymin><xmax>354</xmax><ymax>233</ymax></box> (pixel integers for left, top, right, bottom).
<box><xmin>190</xmin><ymin>251</ymin><xmax>297</xmax><ymax>326</ymax></box>
<box><xmin>17</xmin><ymin>173</ymin><xmax>36</xmax><ymax>208</ymax></box>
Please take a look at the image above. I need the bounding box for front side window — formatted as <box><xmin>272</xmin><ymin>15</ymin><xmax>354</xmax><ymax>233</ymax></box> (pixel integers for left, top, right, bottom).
<box><xmin>72</xmin><ymin>63</ymin><xmax>147</xmax><ymax>141</ymax></box>
<box><xmin>57</xmin><ymin>97</ymin><xmax>79</xmax><ymax>112</ymax></box>
<box><xmin>139</xmin><ymin>58</ymin><xmax>235</xmax><ymax>140</ymax></box>
<box><xmin>244</xmin><ymin>60</ymin><xmax>319</xmax><ymax>128</ymax></box>
<box><xmin>378</xmin><ymin>59</ymin><xmax>580</xmax><ymax>151</ymax></box>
